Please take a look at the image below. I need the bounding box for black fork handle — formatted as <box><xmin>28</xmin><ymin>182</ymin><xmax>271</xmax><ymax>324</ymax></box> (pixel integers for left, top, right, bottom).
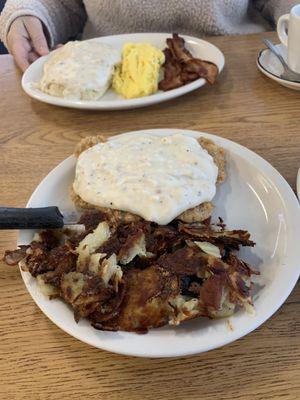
<box><xmin>0</xmin><ymin>207</ymin><xmax>64</xmax><ymax>229</ymax></box>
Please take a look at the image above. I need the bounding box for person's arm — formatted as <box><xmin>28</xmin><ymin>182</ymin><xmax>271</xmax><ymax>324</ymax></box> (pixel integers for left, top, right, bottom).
<box><xmin>253</xmin><ymin>0</ymin><xmax>299</xmax><ymax>26</ymax></box>
<box><xmin>0</xmin><ymin>0</ymin><xmax>87</xmax><ymax>49</ymax></box>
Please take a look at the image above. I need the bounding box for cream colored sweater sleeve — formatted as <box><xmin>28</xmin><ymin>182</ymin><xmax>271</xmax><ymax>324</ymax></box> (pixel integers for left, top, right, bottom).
<box><xmin>0</xmin><ymin>0</ymin><xmax>299</xmax><ymax>48</ymax></box>
<box><xmin>0</xmin><ymin>0</ymin><xmax>87</xmax><ymax>48</ymax></box>
<box><xmin>254</xmin><ymin>0</ymin><xmax>298</xmax><ymax>25</ymax></box>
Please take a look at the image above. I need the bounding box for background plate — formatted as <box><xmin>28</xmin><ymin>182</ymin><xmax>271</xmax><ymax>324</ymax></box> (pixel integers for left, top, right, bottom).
<box><xmin>22</xmin><ymin>33</ymin><xmax>225</xmax><ymax>110</ymax></box>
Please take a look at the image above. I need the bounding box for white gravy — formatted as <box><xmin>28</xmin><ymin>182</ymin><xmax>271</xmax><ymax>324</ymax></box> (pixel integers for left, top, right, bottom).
<box><xmin>73</xmin><ymin>133</ymin><xmax>218</xmax><ymax>225</ymax></box>
<box><xmin>39</xmin><ymin>40</ymin><xmax>120</xmax><ymax>100</ymax></box>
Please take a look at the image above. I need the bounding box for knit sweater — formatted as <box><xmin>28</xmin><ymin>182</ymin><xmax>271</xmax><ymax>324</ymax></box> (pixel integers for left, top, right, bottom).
<box><xmin>0</xmin><ymin>0</ymin><xmax>298</xmax><ymax>48</ymax></box>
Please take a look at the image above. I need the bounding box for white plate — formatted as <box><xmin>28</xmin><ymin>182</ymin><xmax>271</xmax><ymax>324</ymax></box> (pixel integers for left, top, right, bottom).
<box><xmin>257</xmin><ymin>43</ymin><xmax>300</xmax><ymax>90</ymax></box>
<box><xmin>21</xmin><ymin>33</ymin><xmax>225</xmax><ymax>110</ymax></box>
<box><xmin>18</xmin><ymin>129</ymin><xmax>300</xmax><ymax>358</ymax></box>
<box><xmin>297</xmin><ymin>168</ymin><xmax>300</xmax><ymax>200</ymax></box>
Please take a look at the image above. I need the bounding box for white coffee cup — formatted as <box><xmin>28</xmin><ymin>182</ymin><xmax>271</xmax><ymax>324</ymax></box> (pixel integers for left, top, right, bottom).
<box><xmin>277</xmin><ymin>4</ymin><xmax>300</xmax><ymax>73</ymax></box>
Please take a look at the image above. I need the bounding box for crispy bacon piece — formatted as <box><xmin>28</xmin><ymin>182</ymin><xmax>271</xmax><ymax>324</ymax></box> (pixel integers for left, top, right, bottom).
<box><xmin>159</xmin><ymin>33</ymin><xmax>218</xmax><ymax>91</ymax></box>
<box><xmin>97</xmin><ymin>221</ymin><xmax>151</xmax><ymax>261</ymax></box>
<box><xmin>226</xmin><ymin>253</ymin><xmax>259</xmax><ymax>277</ymax></box>
<box><xmin>183</xmin><ymin>59</ymin><xmax>218</xmax><ymax>85</ymax></box>
<box><xmin>26</xmin><ymin>244</ymin><xmax>77</xmax><ymax>277</ymax></box>
<box><xmin>146</xmin><ymin>225</ymin><xmax>182</xmax><ymax>256</ymax></box>
<box><xmin>158</xmin><ymin>246</ymin><xmax>210</xmax><ymax>276</ymax></box>
<box><xmin>200</xmin><ymin>274</ymin><xmax>225</xmax><ymax>310</ymax></box>
<box><xmin>158</xmin><ymin>49</ymin><xmax>184</xmax><ymax>91</ymax></box>
<box><xmin>3</xmin><ymin>246</ymin><xmax>28</xmax><ymax>265</ymax></box>
<box><xmin>78</xmin><ymin>209</ymin><xmax>108</xmax><ymax>231</ymax></box>
<box><xmin>178</xmin><ymin>223</ymin><xmax>255</xmax><ymax>250</ymax></box>
<box><xmin>166</xmin><ymin>34</ymin><xmax>193</xmax><ymax>62</ymax></box>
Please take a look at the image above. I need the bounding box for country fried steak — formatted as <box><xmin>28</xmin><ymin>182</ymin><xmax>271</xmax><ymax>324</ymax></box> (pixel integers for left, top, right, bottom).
<box><xmin>4</xmin><ymin>210</ymin><xmax>258</xmax><ymax>333</ymax></box>
<box><xmin>71</xmin><ymin>135</ymin><xmax>226</xmax><ymax>224</ymax></box>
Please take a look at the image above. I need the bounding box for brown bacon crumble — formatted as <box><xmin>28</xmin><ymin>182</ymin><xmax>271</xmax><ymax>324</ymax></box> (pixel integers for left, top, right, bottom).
<box><xmin>3</xmin><ymin>209</ymin><xmax>258</xmax><ymax>334</ymax></box>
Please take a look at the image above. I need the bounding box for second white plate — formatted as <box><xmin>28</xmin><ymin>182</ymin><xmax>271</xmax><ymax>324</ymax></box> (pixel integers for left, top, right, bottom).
<box><xmin>21</xmin><ymin>33</ymin><xmax>225</xmax><ymax>110</ymax></box>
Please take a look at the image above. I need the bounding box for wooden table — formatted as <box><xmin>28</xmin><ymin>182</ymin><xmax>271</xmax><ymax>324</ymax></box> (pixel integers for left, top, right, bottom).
<box><xmin>0</xmin><ymin>31</ymin><xmax>299</xmax><ymax>400</ymax></box>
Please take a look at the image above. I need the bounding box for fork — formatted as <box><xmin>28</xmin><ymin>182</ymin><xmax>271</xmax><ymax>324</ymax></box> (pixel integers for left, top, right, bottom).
<box><xmin>262</xmin><ymin>38</ymin><xmax>300</xmax><ymax>83</ymax></box>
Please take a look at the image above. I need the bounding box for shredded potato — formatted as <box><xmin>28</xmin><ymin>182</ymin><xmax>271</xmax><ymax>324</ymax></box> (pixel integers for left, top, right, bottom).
<box><xmin>194</xmin><ymin>241</ymin><xmax>221</xmax><ymax>258</ymax></box>
<box><xmin>76</xmin><ymin>221</ymin><xmax>110</xmax><ymax>255</ymax></box>
<box><xmin>100</xmin><ymin>254</ymin><xmax>123</xmax><ymax>289</ymax></box>
<box><xmin>169</xmin><ymin>295</ymin><xmax>200</xmax><ymax>325</ymax></box>
<box><xmin>119</xmin><ymin>233</ymin><xmax>147</xmax><ymax>264</ymax></box>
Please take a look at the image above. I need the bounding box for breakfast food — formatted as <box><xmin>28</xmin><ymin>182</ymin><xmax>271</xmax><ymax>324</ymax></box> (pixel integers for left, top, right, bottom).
<box><xmin>4</xmin><ymin>209</ymin><xmax>257</xmax><ymax>333</ymax></box>
<box><xmin>39</xmin><ymin>40</ymin><xmax>120</xmax><ymax>100</ymax></box>
<box><xmin>4</xmin><ymin>133</ymin><xmax>259</xmax><ymax>334</ymax></box>
<box><xmin>37</xmin><ymin>34</ymin><xmax>218</xmax><ymax>101</ymax></box>
<box><xmin>71</xmin><ymin>134</ymin><xmax>226</xmax><ymax>224</ymax></box>
<box><xmin>73</xmin><ymin>133</ymin><xmax>219</xmax><ymax>224</ymax></box>
<box><xmin>112</xmin><ymin>43</ymin><xmax>165</xmax><ymax>99</ymax></box>
<box><xmin>159</xmin><ymin>33</ymin><xmax>218</xmax><ymax>90</ymax></box>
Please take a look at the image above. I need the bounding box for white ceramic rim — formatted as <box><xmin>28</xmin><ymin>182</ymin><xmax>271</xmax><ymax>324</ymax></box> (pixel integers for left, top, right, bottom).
<box><xmin>257</xmin><ymin>47</ymin><xmax>300</xmax><ymax>87</ymax></box>
<box><xmin>291</xmin><ymin>4</ymin><xmax>300</xmax><ymax>18</ymax></box>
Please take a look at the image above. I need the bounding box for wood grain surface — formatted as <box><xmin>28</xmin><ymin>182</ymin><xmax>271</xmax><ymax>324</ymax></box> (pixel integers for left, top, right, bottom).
<box><xmin>0</xmin><ymin>31</ymin><xmax>299</xmax><ymax>400</ymax></box>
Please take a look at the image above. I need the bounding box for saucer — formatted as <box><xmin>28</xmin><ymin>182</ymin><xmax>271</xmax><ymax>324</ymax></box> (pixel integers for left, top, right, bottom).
<box><xmin>257</xmin><ymin>43</ymin><xmax>300</xmax><ymax>90</ymax></box>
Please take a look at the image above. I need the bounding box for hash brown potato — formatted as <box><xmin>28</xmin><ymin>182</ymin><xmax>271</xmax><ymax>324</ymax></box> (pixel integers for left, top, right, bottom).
<box><xmin>4</xmin><ymin>209</ymin><xmax>257</xmax><ymax>333</ymax></box>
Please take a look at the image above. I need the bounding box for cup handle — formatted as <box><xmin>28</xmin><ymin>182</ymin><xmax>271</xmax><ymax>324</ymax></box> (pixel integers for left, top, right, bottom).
<box><xmin>277</xmin><ymin>14</ymin><xmax>289</xmax><ymax>47</ymax></box>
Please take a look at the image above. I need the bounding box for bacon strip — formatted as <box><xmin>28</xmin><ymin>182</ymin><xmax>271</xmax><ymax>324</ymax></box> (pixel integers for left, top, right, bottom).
<box><xmin>178</xmin><ymin>223</ymin><xmax>255</xmax><ymax>250</ymax></box>
<box><xmin>159</xmin><ymin>33</ymin><xmax>218</xmax><ymax>91</ymax></box>
<box><xmin>3</xmin><ymin>246</ymin><xmax>28</xmax><ymax>265</ymax></box>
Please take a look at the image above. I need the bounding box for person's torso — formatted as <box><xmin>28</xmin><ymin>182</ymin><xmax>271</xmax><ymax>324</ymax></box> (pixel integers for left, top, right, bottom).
<box><xmin>82</xmin><ymin>0</ymin><xmax>271</xmax><ymax>38</ymax></box>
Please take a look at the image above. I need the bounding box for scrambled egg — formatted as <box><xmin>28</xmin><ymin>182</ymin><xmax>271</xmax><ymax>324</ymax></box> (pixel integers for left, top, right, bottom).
<box><xmin>112</xmin><ymin>43</ymin><xmax>165</xmax><ymax>99</ymax></box>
